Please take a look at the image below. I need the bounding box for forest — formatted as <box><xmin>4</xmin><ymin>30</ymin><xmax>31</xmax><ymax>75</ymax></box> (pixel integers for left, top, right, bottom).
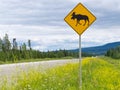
<box><xmin>105</xmin><ymin>46</ymin><xmax>120</xmax><ymax>59</ymax></box>
<box><xmin>0</xmin><ymin>34</ymin><xmax>94</xmax><ymax>63</ymax></box>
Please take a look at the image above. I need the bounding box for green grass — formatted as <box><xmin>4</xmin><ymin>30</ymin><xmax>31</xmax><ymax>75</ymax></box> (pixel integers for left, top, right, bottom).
<box><xmin>0</xmin><ymin>57</ymin><xmax>74</xmax><ymax>65</ymax></box>
<box><xmin>0</xmin><ymin>57</ymin><xmax>120</xmax><ymax>90</ymax></box>
<box><xmin>100</xmin><ymin>56</ymin><xmax>120</xmax><ymax>69</ymax></box>
<box><xmin>82</xmin><ymin>57</ymin><xmax>120</xmax><ymax>90</ymax></box>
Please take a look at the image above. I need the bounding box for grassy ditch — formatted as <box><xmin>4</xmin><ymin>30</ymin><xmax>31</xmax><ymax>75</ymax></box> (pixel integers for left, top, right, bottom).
<box><xmin>0</xmin><ymin>57</ymin><xmax>120</xmax><ymax>90</ymax></box>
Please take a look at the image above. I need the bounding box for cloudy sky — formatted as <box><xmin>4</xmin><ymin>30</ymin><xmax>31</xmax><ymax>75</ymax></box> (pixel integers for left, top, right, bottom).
<box><xmin>0</xmin><ymin>0</ymin><xmax>120</xmax><ymax>51</ymax></box>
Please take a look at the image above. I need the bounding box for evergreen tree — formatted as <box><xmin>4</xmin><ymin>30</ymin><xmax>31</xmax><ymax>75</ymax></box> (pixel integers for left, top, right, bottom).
<box><xmin>0</xmin><ymin>38</ymin><xmax>2</xmax><ymax>51</ymax></box>
<box><xmin>28</xmin><ymin>39</ymin><xmax>32</xmax><ymax>50</ymax></box>
<box><xmin>105</xmin><ymin>46</ymin><xmax>120</xmax><ymax>59</ymax></box>
<box><xmin>13</xmin><ymin>38</ymin><xmax>18</xmax><ymax>50</ymax></box>
<box><xmin>2</xmin><ymin>34</ymin><xmax>11</xmax><ymax>61</ymax></box>
<box><xmin>2</xmin><ymin>34</ymin><xmax>11</xmax><ymax>51</ymax></box>
<box><xmin>22</xmin><ymin>43</ymin><xmax>27</xmax><ymax>51</ymax></box>
<box><xmin>12</xmin><ymin>38</ymin><xmax>18</xmax><ymax>62</ymax></box>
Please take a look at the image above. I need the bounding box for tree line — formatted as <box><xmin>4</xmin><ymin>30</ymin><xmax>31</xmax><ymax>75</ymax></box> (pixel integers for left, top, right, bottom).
<box><xmin>0</xmin><ymin>34</ymin><xmax>94</xmax><ymax>63</ymax></box>
<box><xmin>105</xmin><ymin>46</ymin><xmax>120</xmax><ymax>59</ymax></box>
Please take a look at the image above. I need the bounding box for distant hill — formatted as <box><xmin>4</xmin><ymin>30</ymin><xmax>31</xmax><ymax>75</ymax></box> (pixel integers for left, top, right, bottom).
<box><xmin>70</xmin><ymin>42</ymin><xmax>120</xmax><ymax>55</ymax></box>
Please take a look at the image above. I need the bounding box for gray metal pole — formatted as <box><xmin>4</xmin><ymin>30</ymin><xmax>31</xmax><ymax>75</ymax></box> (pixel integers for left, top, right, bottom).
<box><xmin>79</xmin><ymin>35</ymin><xmax>82</xmax><ymax>89</ymax></box>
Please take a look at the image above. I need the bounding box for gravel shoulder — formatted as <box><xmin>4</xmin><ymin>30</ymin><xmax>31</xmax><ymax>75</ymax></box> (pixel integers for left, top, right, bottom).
<box><xmin>0</xmin><ymin>59</ymin><xmax>78</xmax><ymax>78</ymax></box>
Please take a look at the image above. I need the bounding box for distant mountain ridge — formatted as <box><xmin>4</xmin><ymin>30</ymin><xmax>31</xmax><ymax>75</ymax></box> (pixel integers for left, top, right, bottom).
<box><xmin>70</xmin><ymin>42</ymin><xmax>120</xmax><ymax>55</ymax></box>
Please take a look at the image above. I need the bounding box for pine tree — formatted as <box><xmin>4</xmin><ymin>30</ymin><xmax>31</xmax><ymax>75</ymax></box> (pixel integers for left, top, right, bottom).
<box><xmin>2</xmin><ymin>34</ymin><xmax>11</xmax><ymax>51</ymax></box>
<box><xmin>28</xmin><ymin>39</ymin><xmax>32</xmax><ymax>50</ymax></box>
<box><xmin>2</xmin><ymin>34</ymin><xmax>11</xmax><ymax>61</ymax></box>
<box><xmin>13</xmin><ymin>38</ymin><xmax>18</xmax><ymax>50</ymax></box>
<box><xmin>22</xmin><ymin>43</ymin><xmax>27</xmax><ymax>51</ymax></box>
<box><xmin>0</xmin><ymin>38</ymin><xmax>2</xmax><ymax>51</ymax></box>
<box><xmin>105</xmin><ymin>46</ymin><xmax>120</xmax><ymax>59</ymax></box>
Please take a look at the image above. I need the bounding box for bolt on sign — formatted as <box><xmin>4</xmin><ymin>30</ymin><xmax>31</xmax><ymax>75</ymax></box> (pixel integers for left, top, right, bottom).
<box><xmin>64</xmin><ymin>3</ymin><xmax>96</xmax><ymax>35</ymax></box>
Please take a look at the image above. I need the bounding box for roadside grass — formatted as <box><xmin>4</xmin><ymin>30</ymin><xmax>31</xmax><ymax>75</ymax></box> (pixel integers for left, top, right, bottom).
<box><xmin>0</xmin><ymin>57</ymin><xmax>120</xmax><ymax>90</ymax></box>
<box><xmin>82</xmin><ymin>58</ymin><xmax>120</xmax><ymax>90</ymax></box>
<box><xmin>100</xmin><ymin>56</ymin><xmax>120</xmax><ymax>69</ymax></box>
<box><xmin>0</xmin><ymin>56</ymin><xmax>74</xmax><ymax>65</ymax></box>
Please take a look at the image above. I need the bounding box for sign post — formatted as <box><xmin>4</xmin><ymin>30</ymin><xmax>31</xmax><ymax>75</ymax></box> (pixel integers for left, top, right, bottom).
<box><xmin>79</xmin><ymin>35</ymin><xmax>82</xmax><ymax>89</ymax></box>
<box><xmin>64</xmin><ymin>3</ymin><xmax>96</xmax><ymax>89</ymax></box>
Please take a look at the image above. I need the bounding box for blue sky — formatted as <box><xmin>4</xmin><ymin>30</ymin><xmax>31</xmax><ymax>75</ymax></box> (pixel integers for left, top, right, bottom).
<box><xmin>0</xmin><ymin>0</ymin><xmax>120</xmax><ymax>51</ymax></box>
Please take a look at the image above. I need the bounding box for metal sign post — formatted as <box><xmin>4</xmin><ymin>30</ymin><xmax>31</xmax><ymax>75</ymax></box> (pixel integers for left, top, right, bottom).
<box><xmin>64</xmin><ymin>3</ymin><xmax>96</xmax><ymax>89</ymax></box>
<box><xmin>79</xmin><ymin>35</ymin><xmax>82</xmax><ymax>89</ymax></box>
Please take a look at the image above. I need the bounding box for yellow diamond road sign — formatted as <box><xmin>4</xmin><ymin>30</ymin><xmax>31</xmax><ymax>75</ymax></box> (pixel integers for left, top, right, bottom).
<box><xmin>64</xmin><ymin>3</ymin><xmax>96</xmax><ymax>35</ymax></box>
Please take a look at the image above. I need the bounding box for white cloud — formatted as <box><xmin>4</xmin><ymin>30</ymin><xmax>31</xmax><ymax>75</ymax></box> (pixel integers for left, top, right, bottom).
<box><xmin>0</xmin><ymin>24</ymin><xmax>78</xmax><ymax>51</ymax></box>
<box><xmin>0</xmin><ymin>0</ymin><xmax>120</xmax><ymax>51</ymax></box>
<box><xmin>0</xmin><ymin>24</ymin><xmax>120</xmax><ymax>51</ymax></box>
<box><xmin>0</xmin><ymin>0</ymin><xmax>120</xmax><ymax>27</ymax></box>
<box><xmin>69</xmin><ymin>0</ymin><xmax>120</xmax><ymax>12</ymax></box>
<box><xmin>82</xmin><ymin>26</ymin><xmax>120</xmax><ymax>47</ymax></box>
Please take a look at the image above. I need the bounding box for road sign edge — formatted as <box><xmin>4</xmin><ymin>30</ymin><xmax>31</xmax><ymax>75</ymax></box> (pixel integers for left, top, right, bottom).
<box><xmin>64</xmin><ymin>2</ymin><xmax>97</xmax><ymax>35</ymax></box>
<box><xmin>64</xmin><ymin>3</ymin><xmax>84</xmax><ymax>35</ymax></box>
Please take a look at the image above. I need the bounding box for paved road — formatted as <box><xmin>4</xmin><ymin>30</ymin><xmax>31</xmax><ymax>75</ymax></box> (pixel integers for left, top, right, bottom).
<box><xmin>0</xmin><ymin>59</ymin><xmax>78</xmax><ymax>79</ymax></box>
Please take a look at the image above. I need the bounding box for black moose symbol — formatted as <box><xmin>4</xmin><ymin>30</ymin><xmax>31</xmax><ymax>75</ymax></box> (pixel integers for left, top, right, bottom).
<box><xmin>71</xmin><ymin>12</ymin><xmax>89</xmax><ymax>26</ymax></box>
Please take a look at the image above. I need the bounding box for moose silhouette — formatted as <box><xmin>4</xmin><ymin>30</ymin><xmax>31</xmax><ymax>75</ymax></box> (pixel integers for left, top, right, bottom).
<box><xmin>71</xmin><ymin>12</ymin><xmax>89</xmax><ymax>26</ymax></box>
